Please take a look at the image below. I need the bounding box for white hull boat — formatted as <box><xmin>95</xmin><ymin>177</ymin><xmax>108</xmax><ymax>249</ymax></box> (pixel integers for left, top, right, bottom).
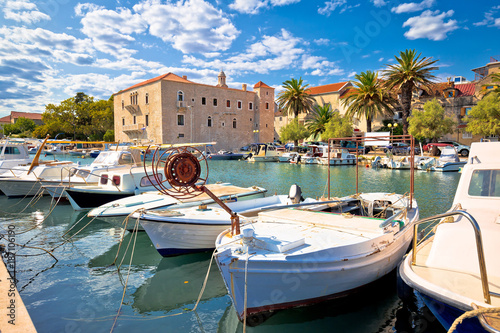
<box><xmin>88</xmin><ymin>183</ymin><xmax>267</xmax><ymax>230</ymax></box>
<box><xmin>417</xmin><ymin>147</ymin><xmax>466</xmax><ymax>172</ymax></box>
<box><xmin>399</xmin><ymin>141</ymin><xmax>500</xmax><ymax>332</ymax></box>
<box><xmin>138</xmin><ymin>193</ymin><xmax>319</xmax><ymax>256</ymax></box>
<box><xmin>215</xmin><ymin>192</ymin><xmax>419</xmax><ymax>322</ymax></box>
<box><xmin>317</xmin><ymin>148</ymin><xmax>357</xmax><ymax>166</ymax></box>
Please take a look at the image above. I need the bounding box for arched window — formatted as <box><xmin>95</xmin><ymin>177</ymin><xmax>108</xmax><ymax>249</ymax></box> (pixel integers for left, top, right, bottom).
<box><xmin>177</xmin><ymin>91</ymin><xmax>184</xmax><ymax>102</ymax></box>
<box><xmin>208</xmin><ymin>116</ymin><xmax>212</xmax><ymax>127</ymax></box>
<box><xmin>233</xmin><ymin>118</ymin><xmax>237</xmax><ymax>129</ymax></box>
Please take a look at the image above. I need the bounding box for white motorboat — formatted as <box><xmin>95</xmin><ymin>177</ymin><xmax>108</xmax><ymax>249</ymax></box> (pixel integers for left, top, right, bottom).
<box><xmin>65</xmin><ymin>166</ymin><xmax>168</xmax><ymax>210</ymax></box>
<box><xmin>0</xmin><ymin>138</ymin><xmax>33</xmax><ymax>177</ymax></box>
<box><xmin>278</xmin><ymin>152</ymin><xmax>300</xmax><ymax>163</ymax></box>
<box><xmin>246</xmin><ymin>143</ymin><xmax>281</xmax><ymax>162</ymax></box>
<box><xmin>417</xmin><ymin>147</ymin><xmax>466</xmax><ymax>172</ymax></box>
<box><xmin>317</xmin><ymin>147</ymin><xmax>357</xmax><ymax>166</ymax></box>
<box><xmin>385</xmin><ymin>155</ymin><xmax>427</xmax><ymax>170</ymax></box>
<box><xmin>41</xmin><ymin>149</ymin><xmax>141</xmax><ymax>199</ymax></box>
<box><xmin>88</xmin><ymin>183</ymin><xmax>268</xmax><ymax>230</ymax></box>
<box><xmin>215</xmin><ymin>192</ymin><xmax>419</xmax><ymax>323</ymax></box>
<box><xmin>138</xmin><ymin>189</ymin><xmax>318</xmax><ymax>256</ymax></box>
<box><xmin>399</xmin><ymin>141</ymin><xmax>500</xmax><ymax>332</ymax></box>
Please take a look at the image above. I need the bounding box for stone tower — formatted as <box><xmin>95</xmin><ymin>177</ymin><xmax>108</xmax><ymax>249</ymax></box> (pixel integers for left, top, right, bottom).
<box><xmin>217</xmin><ymin>70</ymin><xmax>228</xmax><ymax>88</ymax></box>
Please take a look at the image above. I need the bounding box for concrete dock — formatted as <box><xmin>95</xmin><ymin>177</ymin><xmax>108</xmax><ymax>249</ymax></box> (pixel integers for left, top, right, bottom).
<box><xmin>0</xmin><ymin>259</ymin><xmax>36</xmax><ymax>332</ymax></box>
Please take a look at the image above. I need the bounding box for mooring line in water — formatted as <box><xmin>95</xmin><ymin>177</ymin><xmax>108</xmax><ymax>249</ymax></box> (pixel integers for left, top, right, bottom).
<box><xmin>110</xmin><ymin>217</ymin><xmax>140</xmax><ymax>333</ymax></box>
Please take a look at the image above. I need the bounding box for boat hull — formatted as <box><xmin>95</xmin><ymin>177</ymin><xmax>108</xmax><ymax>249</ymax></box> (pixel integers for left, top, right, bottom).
<box><xmin>141</xmin><ymin>219</ymin><xmax>230</xmax><ymax>256</ymax></box>
<box><xmin>66</xmin><ymin>188</ymin><xmax>133</xmax><ymax>210</ymax></box>
<box><xmin>0</xmin><ymin>179</ymin><xmax>45</xmax><ymax>197</ymax></box>
<box><xmin>216</xmin><ymin>216</ymin><xmax>415</xmax><ymax>320</ymax></box>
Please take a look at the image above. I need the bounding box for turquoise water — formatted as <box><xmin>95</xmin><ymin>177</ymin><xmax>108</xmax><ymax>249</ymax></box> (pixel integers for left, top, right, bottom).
<box><xmin>1</xmin><ymin>157</ymin><xmax>458</xmax><ymax>332</ymax></box>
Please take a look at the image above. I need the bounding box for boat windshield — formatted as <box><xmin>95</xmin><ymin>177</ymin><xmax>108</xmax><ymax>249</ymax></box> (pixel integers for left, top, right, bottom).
<box><xmin>468</xmin><ymin>169</ymin><xmax>500</xmax><ymax>197</ymax></box>
<box><xmin>93</xmin><ymin>151</ymin><xmax>133</xmax><ymax>165</ymax></box>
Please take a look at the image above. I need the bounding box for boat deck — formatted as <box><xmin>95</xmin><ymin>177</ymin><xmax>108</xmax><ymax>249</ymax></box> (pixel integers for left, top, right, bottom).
<box><xmin>411</xmin><ymin>238</ymin><xmax>500</xmax><ymax>308</ymax></box>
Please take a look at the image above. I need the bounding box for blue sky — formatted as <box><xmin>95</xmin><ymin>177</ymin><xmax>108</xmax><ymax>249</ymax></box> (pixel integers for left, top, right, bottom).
<box><xmin>0</xmin><ymin>0</ymin><xmax>499</xmax><ymax>117</ymax></box>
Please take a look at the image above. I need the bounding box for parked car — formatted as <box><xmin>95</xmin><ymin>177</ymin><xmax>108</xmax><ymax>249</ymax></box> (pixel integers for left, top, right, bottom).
<box><xmin>438</xmin><ymin>141</ymin><xmax>470</xmax><ymax>157</ymax></box>
<box><xmin>340</xmin><ymin>140</ymin><xmax>370</xmax><ymax>154</ymax></box>
<box><xmin>384</xmin><ymin>142</ymin><xmax>420</xmax><ymax>155</ymax></box>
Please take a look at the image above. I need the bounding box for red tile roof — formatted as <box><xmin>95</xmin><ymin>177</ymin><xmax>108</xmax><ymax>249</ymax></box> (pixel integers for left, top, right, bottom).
<box><xmin>423</xmin><ymin>82</ymin><xmax>476</xmax><ymax>97</ymax></box>
<box><xmin>0</xmin><ymin>115</ymin><xmax>10</xmax><ymax>123</ymax></box>
<box><xmin>307</xmin><ymin>81</ymin><xmax>349</xmax><ymax>95</ymax></box>
<box><xmin>10</xmin><ymin>111</ymin><xmax>42</xmax><ymax>120</ymax></box>
<box><xmin>117</xmin><ymin>73</ymin><xmax>192</xmax><ymax>94</ymax></box>
<box><xmin>253</xmin><ymin>81</ymin><xmax>273</xmax><ymax>89</ymax></box>
<box><xmin>455</xmin><ymin>83</ymin><xmax>476</xmax><ymax>96</ymax></box>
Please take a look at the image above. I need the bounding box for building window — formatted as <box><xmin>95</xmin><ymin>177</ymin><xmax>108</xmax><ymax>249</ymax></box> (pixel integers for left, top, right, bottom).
<box><xmin>265</xmin><ymin>102</ymin><xmax>269</xmax><ymax>109</ymax></box>
<box><xmin>279</xmin><ymin>117</ymin><xmax>282</xmax><ymax>121</ymax></box>
<box><xmin>266</xmin><ymin>124</ymin><xmax>268</xmax><ymax>128</ymax></box>
<box><xmin>208</xmin><ymin>116</ymin><xmax>212</xmax><ymax>127</ymax></box>
<box><xmin>237</xmin><ymin>101</ymin><xmax>242</xmax><ymax>109</ymax></box>
<box><xmin>463</xmin><ymin>131</ymin><xmax>472</xmax><ymax>139</ymax></box>
<box><xmin>249</xmin><ymin>102</ymin><xmax>253</xmax><ymax>110</ymax></box>
<box><xmin>213</xmin><ymin>98</ymin><xmax>218</xmax><ymax>106</ymax></box>
<box><xmin>226</xmin><ymin>100</ymin><xmax>230</xmax><ymax>108</ymax></box>
<box><xmin>202</xmin><ymin>97</ymin><xmax>206</xmax><ymax>105</ymax></box>
<box><xmin>145</xmin><ymin>115</ymin><xmax>149</xmax><ymax>126</ymax></box>
<box><xmin>130</xmin><ymin>92</ymin><xmax>138</xmax><ymax>105</ymax></box>
<box><xmin>177</xmin><ymin>91</ymin><xmax>184</xmax><ymax>102</ymax></box>
<box><xmin>221</xmin><ymin>122</ymin><xmax>225</xmax><ymax>127</ymax></box>
<box><xmin>133</xmin><ymin>116</ymin><xmax>136</xmax><ymax>124</ymax></box>
<box><xmin>178</xmin><ymin>133</ymin><xmax>185</xmax><ymax>138</ymax></box>
<box><xmin>122</xmin><ymin>118</ymin><xmax>125</xmax><ymax>126</ymax></box>
<box><xmin>145</xmin><ymin>93</ymin><xmax>149</xmax><ymax>104</ymax></box>
<box><xmin>233</xmin><ymin>118</ymin><xmax>237</xmax><ymax>129</ymax></box>
<box><xmin>177</xmin><ymin>114</ymin><xmax>185</xmax><ymax>126</ymax></box>
<box><xmin>121</xmin><ymin>100</ymin><xmax>124</xmax><ymax>109</ymax></box>
<box><xmin>250</xmin><ymin>118</ymin><xmax>252</xmax><ymax>121</ymax></box>
<box><xmin>266</xmin><ymin>92</ymin><xmax>269</xmax><ymax>95</ymax></box>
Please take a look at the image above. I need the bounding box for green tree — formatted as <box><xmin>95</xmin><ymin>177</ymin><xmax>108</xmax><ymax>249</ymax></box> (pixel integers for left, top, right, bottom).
<box><xmin>276</xmin><ymin>77</ymin><xmax>315</xmax><ymax>148</ymax></box>
<box><xmin>103</xmin><ymin>129</ymin><xmax>115</xmax><ymax>142</ymax></box>
<box><xmin>464</xmin><ymin>92</ymin><xmax>500</xmax><ymax>137</ymax></box>
<box><xmin>341</xmin><ymin>70</ymin><xmax>396</xmax><ymax>132</ymax></box>
<box><xmin>306</xmin><ymin>103</ymin><xmax>334</xmax><ymax>139</ymax></box>
<box><xmin>34</xmin><ymin>92</ymin><xmax>114</xmax><ymax>140</ymax></box>
<box><xmin>2</xmin><ymin>117</ymin><xmax>36</xmax><ymax>137</ymax></box>
<box><xmin>321</xmin><ymin>112</ymin><xmax>353</xmax><ymax>141</ymax></box>
<box><xmin>279</xmin><ymin>118</ymin><xmax>309</xmax><ymax>144</ymax></box>
<box><xmin>382</xmin><ymin>49</ymin><xmax>439</xmax><ymax>135</ymax></box>
<box><xmin>408</xmin><ymin>99</ymin><xmax>455</xmax><ymax>141</ymax></box>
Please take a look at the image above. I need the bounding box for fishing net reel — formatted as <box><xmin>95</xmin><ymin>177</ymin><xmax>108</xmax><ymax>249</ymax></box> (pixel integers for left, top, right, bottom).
<box><xmin>146</xmin><ymin>146</ymin><xmax>208</xmax><ymax>200</ymax></box>
<box><xmin>144</xmin><ymin>145</ymin><xmax>241</xmax><ymax>235</ymax></box>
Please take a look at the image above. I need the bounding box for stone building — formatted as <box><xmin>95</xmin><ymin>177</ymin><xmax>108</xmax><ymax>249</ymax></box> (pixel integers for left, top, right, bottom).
<box><xmin>113</xmin><ymin>71</ymin><xmax>275</xmax><ymax>151</ymax></box>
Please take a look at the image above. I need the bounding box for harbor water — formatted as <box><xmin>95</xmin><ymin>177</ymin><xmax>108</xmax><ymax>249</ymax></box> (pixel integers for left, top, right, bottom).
<box><xmin>0</xmin><ymin>157</ymin><xmax>458</xmax><ymax>332</ymax></box>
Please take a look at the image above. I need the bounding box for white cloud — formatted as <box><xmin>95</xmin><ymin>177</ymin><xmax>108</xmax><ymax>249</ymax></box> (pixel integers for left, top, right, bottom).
<box><xmin>391</xmin><ymin>0</ymin><xmax>434</xmax><ymax>14</ymax></box>
<box><xmin>229</xmin><ymin>0</ymin><xmax>300</xmax><ymax>14</ymax></box>
<box><xmin>402</xmin><ymin>10</ymin><xmax>459</xmax><ymax>41</ymax></box>
<box><xmin>474</xmin><ymin>6</ymin><xmax>500</xmax><ymax>27</ymax></box>
<box><xmin>134</xmin><ymin>0</ymin><xmax>239</xmax><ymax>53</ymax></box>
<box><xmin>318</xmin><ymin>0</ymin><xmax>346</xmax><ymax>16</ymax></box>
<box><xmin>2</xmin><ymin>0</ymin><xmax>50</xmax><ymax>24</ymax></box>
<box><xmin>371</xmin><ymin>0</ymin><xmax>387</xmax><ymax>7</ymax></box>
<box><xmin>313</xmin><ymin>38</ymin><xmax>330</xmax><ymax>46</ymax></box>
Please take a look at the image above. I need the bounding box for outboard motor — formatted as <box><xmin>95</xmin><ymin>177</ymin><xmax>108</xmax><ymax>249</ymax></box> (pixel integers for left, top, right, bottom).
<box><xmin>288</xmin><ymin>184</ymin><xmax>303</xmax><ymax>204</ymax></box>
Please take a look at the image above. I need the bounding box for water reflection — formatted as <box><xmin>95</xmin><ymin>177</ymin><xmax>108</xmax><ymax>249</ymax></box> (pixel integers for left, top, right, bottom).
<box><xmin>132</xmin><ymin>252</ymin><xmax>226</xmax><ymax>313</ymax></box>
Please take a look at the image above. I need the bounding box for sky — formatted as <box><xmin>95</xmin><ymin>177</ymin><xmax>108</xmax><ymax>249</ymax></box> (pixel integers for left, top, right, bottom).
<box><xmin>0</xmin><ymin>0</ymin><xmax>499</xmax><ymax>117</ymax></box>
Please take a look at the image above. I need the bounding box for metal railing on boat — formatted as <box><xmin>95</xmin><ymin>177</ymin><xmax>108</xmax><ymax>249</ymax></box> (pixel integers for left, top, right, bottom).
<box><xmin>411</xmin><ymin>210</ymin><xmax>500</xmax><ymax>304</ymax></box>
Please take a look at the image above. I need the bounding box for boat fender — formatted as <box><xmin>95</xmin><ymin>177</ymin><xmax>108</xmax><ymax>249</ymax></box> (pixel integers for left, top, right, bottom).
<box><xmin>288</xmin><ymin>184</ymin><xmax>303</xmax><ymax>204</ymax></box>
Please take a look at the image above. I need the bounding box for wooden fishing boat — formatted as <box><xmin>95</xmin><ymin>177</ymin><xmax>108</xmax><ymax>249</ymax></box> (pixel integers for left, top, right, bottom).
<box><xmin>88</xmin><ymin>183</ymin><xmax>267</xmax><ymax>231</ymax></box>
<box><xmin>138</xmin><ymin>189</ymin><xmax>319</xmax><ymax>256</ymax></box>
<box><xmin>214</xmin><ymin>135</ymin><xmax>419</xmax><ymax>324</ymax></box>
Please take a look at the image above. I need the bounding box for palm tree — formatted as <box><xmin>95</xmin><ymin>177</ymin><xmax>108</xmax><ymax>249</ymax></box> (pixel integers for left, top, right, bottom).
<box><xmin>341</xmin><ymin>70</ymin><xmax>396</xmax><ymax>132</ymax></box>
<box><xmin>306</xmin><ymin>103</ymin><xmax>334</xmax><ymax>139</ymax></box>
<box><xmin>382</xmin><ymin>49</ymin><xmax>439</xmax><ymax>135</ymax></box>
<box><xmin>482</xmin><ymin>73</ymin><xmax>500</xmax><ymax>95</ymax></box>
<box><xmin>276</xmin><ymin>77</ymin><xmax>315</xmax><ymax>147</ymax></box>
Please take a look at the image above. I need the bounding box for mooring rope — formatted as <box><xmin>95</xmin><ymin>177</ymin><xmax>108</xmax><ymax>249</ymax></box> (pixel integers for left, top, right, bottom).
<box><xmin>448</xmin><ymin>305</ymin><xmax>500</xmax><ymax>333</ymax></box>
